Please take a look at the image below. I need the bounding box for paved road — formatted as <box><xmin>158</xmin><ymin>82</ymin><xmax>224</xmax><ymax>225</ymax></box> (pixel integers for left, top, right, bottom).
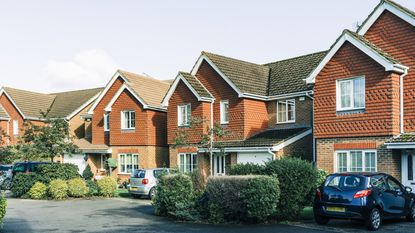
<box><xmin>2</xmin><ymin>197</ymin><xmax>415</xmax><ymax>233</ymax></box>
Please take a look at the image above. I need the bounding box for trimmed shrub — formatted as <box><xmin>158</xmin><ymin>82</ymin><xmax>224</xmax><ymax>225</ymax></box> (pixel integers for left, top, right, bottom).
<box><xmin>189</xmin><ymin>170</ymin><xmax>207</xmax><ymax>197</ymax></box>
<box><xmin>153</xmin><ymin>174</ymin><xmax>194</xmax><ymax>218</ymax></box>
<box><xmin>264</xmin><ymin>157</ymin><xmax>318</xmax><ymax>220</ymax></box>
<box><xmin>229</xmin><ymin>163</ymin><xmax>265</xmax><ymax>175</ymax></box>
<box><xmin>28</xmin><ymin>182</ymin><xmax>47</xmax><ymax>199</ymax></box>
<box><xmin>67</xmin><ymin>178</ymin><xmax>89</xmax><ymax>198</ymax></box>
<box><xmin>82</xmin><ymin>164</ymin><xmax>93</xmax><ymax>180</ymax></box>
<box><xmin>97</xmin><ymin>176</ymin><xmax>117</xmax><ymax>197</ymax></box>
<box><xmin>11</xmin><ymin>173</ymin><xmax>46</xmax><ymax>197</ymax></box>
<box><xmin>0</xmin><ymin>196</ymin><xmax>6</xmax><ymax>226</ymax></box>
<box><xmin>37</xmin><ymin>163</ymin><xmax>79</xmax><ymax>183</ymax></box>
<box><xmin>206</xmin><ymin>175</ymin><xmax>280</xmax><ymax>223</ymax></box>
<box><xmin>49</xmin><ymin>179</ymin><xmax>69</xmax><ymax>200</ymax></box>
<box><xmin>86</xmin><ymin>180</ymin><xmax>99</xmax><ymax>196</ymax></box>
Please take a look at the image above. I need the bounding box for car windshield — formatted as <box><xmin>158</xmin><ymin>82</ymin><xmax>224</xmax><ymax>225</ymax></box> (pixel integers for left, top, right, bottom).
<box><xmin>325</xmin><ymin>175</ymin><xmax>364</xmax><ymax>190</ymax></box>
<box><xmin>131</xmin><ymin>170</ymin><xmax>145</xmax><ymax>178</ymax></box>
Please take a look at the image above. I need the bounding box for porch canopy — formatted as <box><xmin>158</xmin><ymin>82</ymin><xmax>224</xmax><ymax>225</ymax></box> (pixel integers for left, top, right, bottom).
<box><xmin>73</xmin><ymin>138</ymin><xmax>112</xmax><ymax>154</ymax></box>
<box><xmin>385</xmin><ymin>134</ymin><xmax>415</xmax><ymax>149</ymax></box>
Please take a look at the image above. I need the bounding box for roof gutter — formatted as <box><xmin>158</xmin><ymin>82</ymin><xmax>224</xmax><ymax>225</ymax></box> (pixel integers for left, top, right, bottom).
<box><xmin>240</xmin><ymin>90</ymin><xmax>313</xmax><ymax>101</ymax></box>
<box><xmin>385</xmin><ymin>142</ymin><xmax>415</xmax><ymax>149</ymax></box>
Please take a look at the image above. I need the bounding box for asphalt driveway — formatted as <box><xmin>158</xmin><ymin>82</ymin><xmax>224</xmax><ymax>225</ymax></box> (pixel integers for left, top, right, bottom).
<box><xmin>3</xmin><ymin>197</ymin><xmax>415</xmax><ymax>233</ymax></box>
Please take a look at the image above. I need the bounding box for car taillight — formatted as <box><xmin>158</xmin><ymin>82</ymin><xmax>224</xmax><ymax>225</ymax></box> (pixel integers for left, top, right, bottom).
<box><xmin>316</xmin><ymin>188</ymin><xmax>322</xmax><ymax>199</ymax></box>
<box><xmin>354</xmin><ymin>189</ymin><xmax>372</xmax><ymax>199</ymax></box>
<box><xmin>142</xmin><ymin>179</ymin><xmax>149</xmax><ymax>185</ymax></box>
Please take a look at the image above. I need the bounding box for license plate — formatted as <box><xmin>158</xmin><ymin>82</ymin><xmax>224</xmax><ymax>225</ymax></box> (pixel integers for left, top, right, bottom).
<box><xmin>130</xmin><ymin>187</ymin><xmax>138</xmax><ymax>191</ymax></box>
<box><xmin>327</xmin><ymin>207</ymin><xmax>345</xmax><ymax>212</ymax></box>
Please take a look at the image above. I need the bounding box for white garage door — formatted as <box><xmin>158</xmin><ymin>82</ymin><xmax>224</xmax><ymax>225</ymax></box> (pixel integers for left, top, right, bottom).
<box><xmin>64</xmin><ymin>154</ymin><xmax>87</xmax><ymax>174</ymax></box>
<box><xmin>237</xmin><ymin>152</ymin><xmax>273</xmax><ymax>165</ymax></box>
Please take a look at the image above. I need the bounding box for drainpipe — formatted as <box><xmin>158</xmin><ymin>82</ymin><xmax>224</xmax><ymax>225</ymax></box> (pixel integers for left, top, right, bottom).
<box><xmin>209</xmin><ymin>99</ymin><xmax>214</xmax><ymax>176</ymax></box>
<box><xmin>268</xmin><ymin>148</ymin><xmax>276</xmax><ymax>161</ymax></box>
<box><xmin>306</xmin><ymin>93</ymin><xmax>317</xmax><ymax>166</ymax></box>
<box><xmin>400</xmin><ymin>70</ymin><xmax>408</xmax><ymax>134</ymax></box>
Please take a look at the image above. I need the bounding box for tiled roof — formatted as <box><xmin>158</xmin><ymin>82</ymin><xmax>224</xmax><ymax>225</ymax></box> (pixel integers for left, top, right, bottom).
<box><xmin>202</xmin><ymin>51</ymin><xmax>270</xmax><ymax>96</ymax></box>
<box><xmin>73</xmin><ymin>138</ymin><xmax>110</xmax><ymax>152</ymax></box>
<box><xmin>179</xmin><ymin>72</ymin><xmax>213</xmax><ymax>99</ymax></box>
<box><xmin>213</xmin><ymin>127</ymin><xmax>310</xmax><ymax>148</ymax></box>
<box><xmin>0</xmin><ymin>104</ymin><xmax>9</xmax><ymax>119</ymax></box>
<box><xmin>265</xmin><ymin>51</ymin><xmax>327</xmax><ymax>95</ymax></box>
<box><xmin>48</xmin><ymin>88</ymin><xmax>103</xmax><ymax>118</ymax></box>
<box><xmin>386</xmin><ymin>134</ymin><xmax>415</xmax><ymax>143</ymax></box>
<box><xmin>3</xmin><ymin>87</ymin><xmax>56</xmax><ymax>118</ymax></box>
<box><xmin>119</xmin><ymin>70</ymin><xmax>171</xmax><ymax>108</ymax></box>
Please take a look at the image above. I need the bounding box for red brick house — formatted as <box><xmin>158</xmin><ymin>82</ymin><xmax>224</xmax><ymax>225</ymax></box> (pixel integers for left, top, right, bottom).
<box><xmin>306</xmin><ymin>0</ymin><xmax>415</xmax><ymax>189</ymax></box>
<box><xmin>84</xmin><ymin>70</ymin><xmax>170</xmax><ymax>180</ymax></box>
<box><xmin>163</xmin><ymin>51</ymin><xmax>325</xmax><ymax>176</ymax></box>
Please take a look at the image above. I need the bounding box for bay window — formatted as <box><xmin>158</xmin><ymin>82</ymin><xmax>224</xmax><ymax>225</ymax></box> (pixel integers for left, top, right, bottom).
<box><xmin>335</xmin><ymin>150</ymin><xmax>376</xmax><ymax>172</ymax></box>
<box><xmin>277</xmin><ymin>99</ymin><xmax>295</xmax><ymax>123</ymax></box>
<box><xmin>336</xmin><ymin>76</ymin><xmax>365</xmax><ymax>111</ymax></box>
<box><xmin>119</xmin><ymin>153</ymin><xmax>139</xmax><ymax>174</ymax></box>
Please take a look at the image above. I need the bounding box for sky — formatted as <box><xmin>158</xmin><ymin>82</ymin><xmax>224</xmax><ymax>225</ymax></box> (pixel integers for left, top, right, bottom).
<box><xmin>1</xmin><ymin>0</ymin><xmax>415</xmax><ymax>93</ymax></box>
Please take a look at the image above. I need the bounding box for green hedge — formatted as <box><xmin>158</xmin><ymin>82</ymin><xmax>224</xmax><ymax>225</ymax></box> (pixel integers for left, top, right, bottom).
<box><xmin>37</xmin><ymin>163</ymin><xmax>80</xmax><ymax>182</ymax></box>
<box><xmin>28</xmin><ymin>182</ymin><xmax>47</xmax><ymax>199</ymax></box>
<box><xmin>228</xmin><ymin>163</ymin><xmax>265</xmax><ymax>175</ymax></box>
<box><xmin>86</xmin><ymin>180</ymin><xmax>99</xmax><ymax>196</ymax></box>
<box><xmin>153</xmin><ymin>174</ymin><xmax>194</xmax><ymax>219</ymax></box>
<box><xmin>264</xmin><ymin>157</ymin><xmax>318</xmax><ymax>220</ymax></box>
<box><xmin>206</xmin><ymin>175</ymin><xmax>280</xmax><ymax>223</ymax></box>
<box><xmin>0</xmin><ymin>196</ymin><xmax>6</xmax><ymax>226</ymax></box>
<box><xmin>82</xmin><ymin>164</ymin><xmax>94</xmax><ymax>180</ymax></box>
<box><xmin>97</xmin><ymin>176</ymin><xmax>117</xmax><ymax>197</ymax></box>
<box><xmin>67</xmin><ymin>178</ymin><xmax>89</xmax><ymax>198</ymax></box>
<box><xmin>11</xmin><ymin>173</ymin><xmax>45</xmax><ymax>197</ymax></box>
<box><xmin>49</xmin><ymin>179</ymin><xmax>69</xmax><ymax>200</ymax></box>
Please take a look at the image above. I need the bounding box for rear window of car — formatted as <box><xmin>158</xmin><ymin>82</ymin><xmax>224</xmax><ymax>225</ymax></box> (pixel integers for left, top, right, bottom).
<box><xmin>131</xmin><ymin>170</ymin><xmax>145</xmax><ymax>178</ymax></box>
<box><xmin>325</xmin><ymin>175</ymin><xmax>364</xmax><ymax>190</ymax></box>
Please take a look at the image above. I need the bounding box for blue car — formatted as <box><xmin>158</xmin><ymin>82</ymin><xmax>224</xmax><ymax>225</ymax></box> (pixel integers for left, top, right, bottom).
<box><xmin>313</xmin><ymin>173</ymin><xmax>415</xmax><ymax>231</ymax></box>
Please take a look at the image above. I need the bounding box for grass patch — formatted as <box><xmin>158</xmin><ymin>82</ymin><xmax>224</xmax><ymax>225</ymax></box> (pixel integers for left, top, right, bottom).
<box><xmin>299</xmin><ymin>207</ymin><xmax>314</xmax><ymax>220</ymax></box>
<box><xmin>115</xmin><ymin>188</ymin><xmax>130</xmax><ymax>198</ymax></box>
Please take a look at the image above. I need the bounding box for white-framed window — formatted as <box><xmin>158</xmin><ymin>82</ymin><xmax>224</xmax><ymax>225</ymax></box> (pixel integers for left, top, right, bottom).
<box><xmin>336</xmin><ymin>76</ymin><xmax>365</xmax><ymax>111</ymax></box>
<box><xmin>119</xmin><ymin>153</ymin><xmax>139</xmax><ymax>174</ymax></box>
<box><xmin>12</xmin><ymin>120</ymin><xmax>19</xmax><ymax>135</ymax></box>
<box><xmin>121</xmin><ymin>110</ymin><xmax>135</xmax><ymax>130</ymax></box>
<box><xmin>178</xmin><ymin>104</ymin><xmax>191</xmax><ymax>126</ymax></box>
<box><xmin>178</xmin><ymin>153</ymin><xmax>198</xmax><ymax>173</ymax></box>
<box><xmin>277</xmin><ymin>99</ymin><xmax>295</xmax><ymax>123</ymax></box>
<box><xmin>220</xmin><ymin>100</ymin><xmax>229</xmax><ymax>124</ymax></box>
<box><xmin>335</xmin><ymin>150</ymin><xmax>377</xmax><ymax>172</ymax></box>
<box><xmin>104</xmin><ymin>113</ymin><xmax>110</xmax><ymax>131</ymax></box>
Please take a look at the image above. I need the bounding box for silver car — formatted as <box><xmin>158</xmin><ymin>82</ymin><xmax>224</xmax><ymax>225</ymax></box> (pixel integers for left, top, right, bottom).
<box><xmin>128</xmin><ymin>168</ymin><xmax>175</xmax><ymax>199</ymax></box>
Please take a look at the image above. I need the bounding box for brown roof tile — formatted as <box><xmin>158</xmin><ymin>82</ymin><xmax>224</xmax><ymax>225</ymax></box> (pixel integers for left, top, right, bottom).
<box><xmin>179</xmin><ymin>72</ymin><xmax>213</xmax><ymax>99</ymax></box>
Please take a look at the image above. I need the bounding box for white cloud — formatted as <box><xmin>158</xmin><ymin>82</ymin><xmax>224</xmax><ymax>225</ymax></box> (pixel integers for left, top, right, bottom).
<box><xmin>43</xmin><ymin>49</ymin><xmax>118</xmax><ymax>91</ymax></box>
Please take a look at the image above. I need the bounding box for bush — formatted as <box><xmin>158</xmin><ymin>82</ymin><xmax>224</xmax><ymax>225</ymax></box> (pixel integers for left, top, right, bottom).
<box><xmin>67</xmin><ymin>178</ymin><xmax>89</xmax><ymax>198</ymax></box>
<box><xmin>0</xmin><ymin>196</ymin><xmax>6</xmax><ymax>226</ymax></box>
<box><xmin>11</xmin><ymin>173</ymin><xmax>46</xmax><ymax>197</ymax></box>
<box><xmin>82</xmin><ymin>164</ymin><xmax>93</xmax><ymax>180</ymax></box>
<box><xmin>86</xmin><ymin>180</ymin><xmax>99</xmax><ymax>196</ymax></box>
<box><xmin>97</xmin><ymin>176</ymin><xmax>117</xmax><ymax>197</ymax></box>
<box><xmin>28</xmin><ymin>182</ymin><xmax>47</xmax><ymax>199</ymax></box>
<box><xmin>206</xmin><ymin>175</ymin><xmax>280</xmax><ymax>223</ymax></box>
<box><xmin>37</xmin><ymin>163</ymin><xmax>79</xmax><ymax>183</ymax></box>
<box><xmin>153</xmin><ymin>174</ymin><xmax>194</xmax><ymax>219</ymax></box>
<box><xmin>264</xmin><ymin>157</ymin><xmax>318</xmax><ymax>220</ymax></box>
<box><xmin>189</xmin><ymin>170</ymin><xmax>206</xmax><ymax>197</ymax></box>
<box><xmin>49</xmin><ymin>179</ymin><xmax>69</xmax><ymax>200</ymax></box>
<box><xmin>228</xmin><ymin>163</ymin><xmax>265</xmax><ymax>175</ymax></box>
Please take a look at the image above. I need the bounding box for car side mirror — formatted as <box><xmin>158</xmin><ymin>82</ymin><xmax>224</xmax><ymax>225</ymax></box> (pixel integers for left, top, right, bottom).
<box><xmin>405</xmin><ymin>186</ymin><xmax>413</xmax><ymax>193</ymax></box>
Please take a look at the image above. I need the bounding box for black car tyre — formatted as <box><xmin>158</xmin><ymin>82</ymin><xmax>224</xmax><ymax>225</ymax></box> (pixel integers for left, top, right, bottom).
<box><xmin>148</xmin><ymin>187</ymin><xmax>157</xmax><ymax>200</ymax></box>
<box><xmin>314</xmin><ymin>214</ymin><xmax>329</xmax><ymax>225</ymax></box>
<box><xmin>366</xmin><ymin>208</ymin><xmax>381</xmax><ymax>231</ymax></box>
<box><xmin>407</xmin><ymin>204</ymin><xmax>415</xmax><ymax>222</ymax></box>
<box><xmin>131</xmin><ymin>194</ymin><xmax>140</xmax><ymax>199</ymax></box>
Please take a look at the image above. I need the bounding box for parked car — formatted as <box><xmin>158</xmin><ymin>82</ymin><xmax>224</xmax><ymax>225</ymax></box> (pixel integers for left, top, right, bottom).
<box><xmin>314</xmin><ymin>172</ymin><xmax>415</xmax><ymax>231</ymax></box>
<box><xmin>0</xmin><ymin>165</ymin><xmax>13</xmax><ymax>190</ymax></box>
<box><xmin>128</xmin><ymin>168</ymin><xmax>176</xmax><ymax>199</ymax></box>
<box><xmin>12</xmin><ymin>162</ymin><xmax>50</xmax><ymax>176</ymax></box>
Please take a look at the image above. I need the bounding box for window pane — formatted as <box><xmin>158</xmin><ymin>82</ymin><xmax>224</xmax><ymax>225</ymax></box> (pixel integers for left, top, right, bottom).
<box><xmin>365</xmin><ymin>152</ymin><xmax>376</xmax><ymax>172</ymax></box>
<box><xmin>409</xmin><ymin>155</ymin><xmax>413</xmax><ymax>181</ymax></box>
<box><xmin>287</xmin><ymin>100</ymin><xmax>295</xmax><ymax>121</ymax></box>
<box><xmin>340</xmin><ymin>81</ymin><xmax>351</xmax><ymax>108</ymax></box>
<box><xmin>186</xmin><ymin>105</ymin><xmax>191</xmax><ymax>125</ymax></box>
<box><xmin>186</xmin><ymin>153</ymin><xmax>191</xmax><ymax>172</ymax></box>
<box><xmin>120</xmin><ymin>155</ymin><xmax>125</xmax><ymax>173</ymax></box>
<box><xmin>192</xmin><ymin>154</ymin><xmax>198</xmax><ymax>171</ymax></box>
<box><xmin>126</xmin><ymin>154</ymin><xmax>132</xmax><ymax>173</ymax></box>
<box><xmin>278</xmin><ymin>102</ymin><xmax>286</xmax><ymax>122</ymax></box>
<box><xmin>130</xmin><ymin>112</ymin><xmax>136</xmax><ymax>128</ymax></box>
<box><xmin>124</xmin><ymin>112</ymin><xmax>129</xmax><ymax>128</ymax></box>
<box><xmin>133</xmin><ymin>155</ymin><xmax>139</xmax><ymax>171</ymax></box>
<box><xmin>337</xmin><ymin>152</ymin><xmax>348</xmax><ymax>172</ymax></box>
<box><xmin>353</xmin><ymin>78</ymin><xmax>365</xmax><ymax>108</ymax></box>
<box><xmin>179</xmin><ymin>154</ymin><xmax>185</xmax><ymax>172</ymax></box>
<box><xmin>351</xmin><ymin>151</ymin><xmax>363</xmax><ymax>172</ymax></box>
<box><xmin>222</xmin><ymin>101</ymin><xmax>229</xmax><ymax>123</ymax></box>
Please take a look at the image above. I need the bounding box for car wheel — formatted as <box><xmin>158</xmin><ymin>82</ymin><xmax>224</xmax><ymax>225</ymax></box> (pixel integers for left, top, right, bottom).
<box><xmin>407</xmin><ymin>204</ymin><xmax>415</xmax><ymax>222</ymax></box>
<box><xmin>314</xmin><ymin>214</ymin><xmax>329</xmax><ymax>225</ymax></box>
<box><xmin>366</xmin><ymin>208</ymin><xmax>381</xmax><ymax>231</ymax></box>
<box><xmin>148</xmin><ymin>187</ymin><xmax>156</xmax><ymax>200</ymax></box>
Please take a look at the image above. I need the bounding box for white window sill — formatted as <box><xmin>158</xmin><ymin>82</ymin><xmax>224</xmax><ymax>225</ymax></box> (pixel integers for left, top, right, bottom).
<box><xmin>336</xmin><ymin>107</ymin><xmax>365</xmax><ymax>112</ymax></box>
<box><xmin>276</xmin><ymin>121</ymin><xmax>295</xmax><ymax>124</ymax></box>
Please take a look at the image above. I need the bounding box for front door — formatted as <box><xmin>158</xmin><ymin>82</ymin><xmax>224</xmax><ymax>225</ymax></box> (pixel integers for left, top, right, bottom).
<box><xmin>213</xmin><ymin>154</ymin><xmax>225</xmax><ymax>176</ymax></box>
<box><xmin>402</xmin><ymin>151</ymin><xmax>415</xmax><ymax>190</ymax></box>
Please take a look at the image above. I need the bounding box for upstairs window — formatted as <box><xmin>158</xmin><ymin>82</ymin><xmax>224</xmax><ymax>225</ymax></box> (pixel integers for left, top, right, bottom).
<box><xmin>178</xmin><ymin>104</ymin><xmax>191</xmax><ymax>126</ymax></box>
<box><xmin>337</xmin><ymin>76</ymin><xmax>365</xmax><ymax>111</ymax></box>
<box><xmin>220</xmin><ymin>100</ymin><xmax>229</xmax><ymax>124</ymax></box>
<box><xmin>121</xmin><ymin>110</ymin><xmax>135</xmax><ymax>130</ymax></box>
<box><xmin>104</xmin><ymin>113</ymin><xmax>110</xmax><ymax>131</ymax></box>
<box><xmin>277</xmin><ymin>99</ymin><xmax>295</xmax><ymax>123</ymax></box>
<box><xmin>13</xmin><ymin>120</ymin><xmax>19</xmax><ymax>135</ymax></box>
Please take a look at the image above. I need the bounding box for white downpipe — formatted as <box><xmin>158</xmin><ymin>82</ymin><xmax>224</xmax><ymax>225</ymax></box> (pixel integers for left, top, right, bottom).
<box><xmin>400</xmin><ymin>70</ymin><xmax>408</xmax><ymax>134</ymax></box>
<box><xmin>209</xmin><ymin>100</ymin><xmax>214</xmax><ymax>176</ymax></box>
<box><xmin>268</xmin><ymin>148</ymin><xmax>276</xmax><ymax>161</ymax></box>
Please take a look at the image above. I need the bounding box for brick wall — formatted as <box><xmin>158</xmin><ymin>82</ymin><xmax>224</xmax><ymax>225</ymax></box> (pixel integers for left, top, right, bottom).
<box><xmin>68</xmin><ymin>102</ymin><xmax>94</xmax><ymax>139</ymax></box>
<box><xmin>316</xmin><ymin>137</ymin><xmax>401</xmax><ymax>180</ymax></box>
<box><xmin>276</xmin><ymin>134</ymin><xmax>313</xmax><ymax>161</ymax></box>
<box><xmin>364</xmin><ymin>11</ymin><xmax>415</xmax><ymax>133</ymax></box>
<box><xmin>268</xmin><ymin>97</ymin><xmax>312</xmax><ymax>129</ymax></box>
<box><xmin>314</xmin><ymin>42</ymin><xmax>400</xmax><ymax>138</ymax></box>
